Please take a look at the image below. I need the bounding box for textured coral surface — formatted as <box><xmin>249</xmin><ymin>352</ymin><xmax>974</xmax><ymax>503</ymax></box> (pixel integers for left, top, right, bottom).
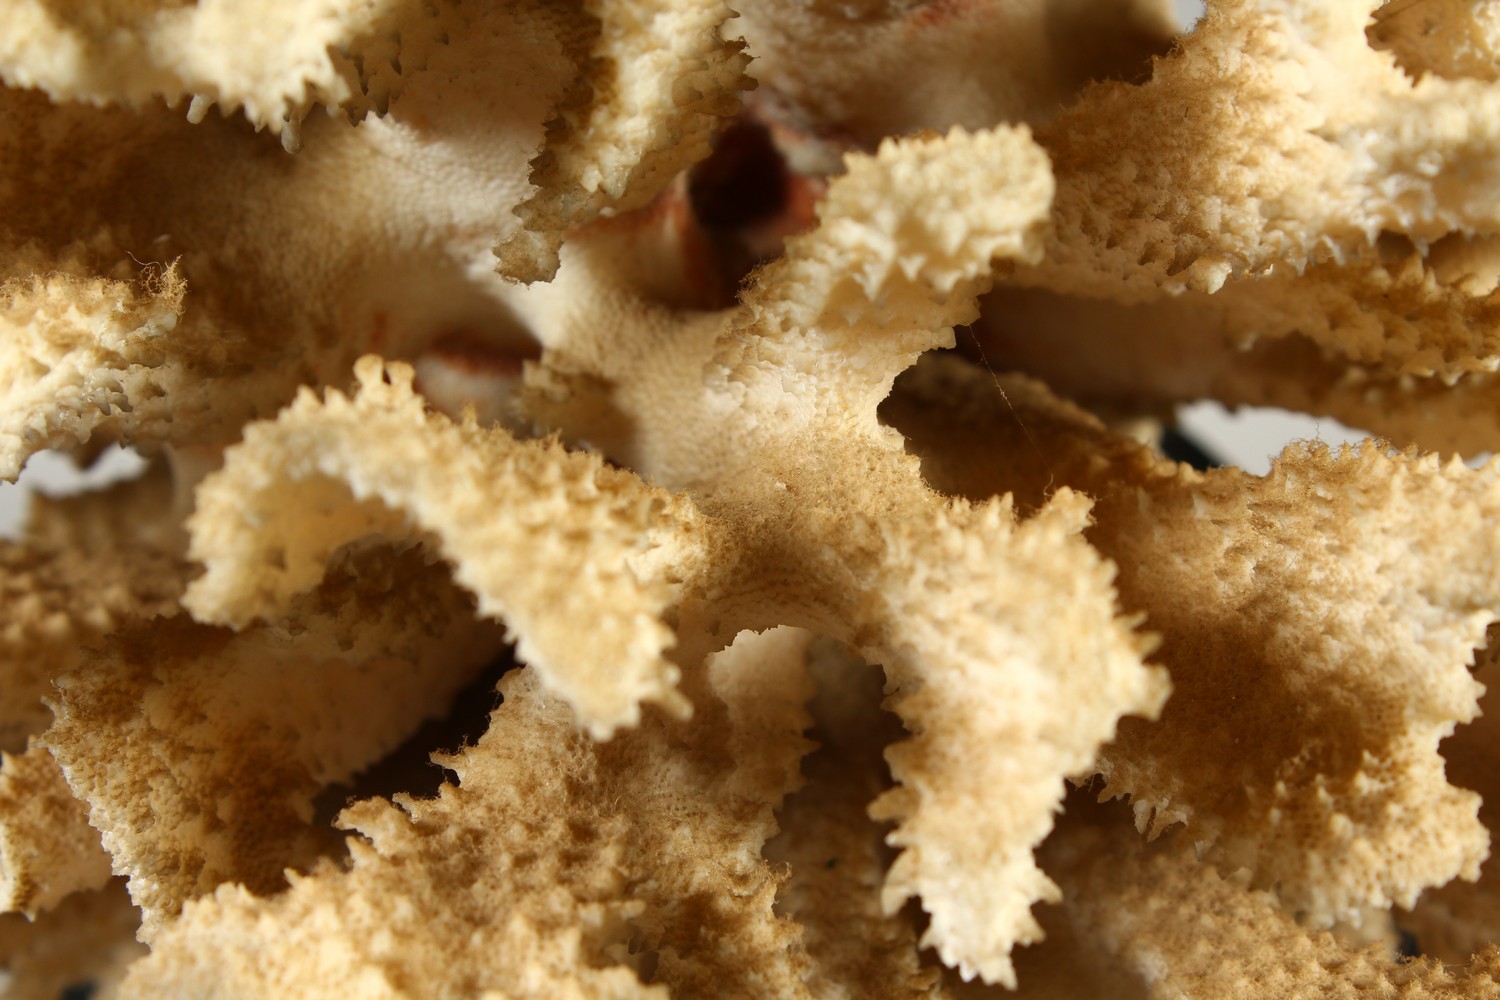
<box><xmin>6</xmin><ymin>0</ymin><xmax>1500</xmax><ymax>997</ymax></box>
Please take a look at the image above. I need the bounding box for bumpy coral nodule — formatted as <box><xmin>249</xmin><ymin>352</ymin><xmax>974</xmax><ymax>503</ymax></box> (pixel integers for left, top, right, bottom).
<box><xmin>6</xmin><ymin>0</ymin><xmax>1500</xmax><ymax>996</ymax></box>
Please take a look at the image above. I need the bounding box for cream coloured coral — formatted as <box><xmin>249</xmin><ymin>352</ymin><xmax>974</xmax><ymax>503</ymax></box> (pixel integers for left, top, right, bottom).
<box><xmin>967</xmin><ymin>0</ymin><xmax>1500</xmax><ymax>459</ymax></box>
<box><xmin>734</xmin><ymin>0</ymin><xmax>1175</xmax><ymax>145</ymax></box>
<box><xmin>502</xmin><ymin>124</ymin><xmax>1167</xmax><ymax>985</ymax></box>
<box><xmin>0</xmin><ymin>466</ymin><xmax>187</xmax><ymax>751</ymax></box>
<box><xmin>0</xmin><ymin>0</ymin><xmax>444</xmax><ymax>149</ymax></box>
<box><xmin>1035</xmin><ymin>800</ymin><xmax>1500</xmax><ymax>1000</ymax></box>
<box><xmin>182</xmin><ymin>123</ymin><xmax>1167</xmax><ymax>986</ymax></box>
<box><xmin>185</xmin><ymin>357</ymin><xmax>700</xmax><ymax>739</ymax></box>
<box><xmin>0</xmin><ymin>0</ymin><xmax>748</xmax><ymax>479</ymax></box>
<box><xmin>9</xmin><ymin>0</ymin><xmax>1500</xmax><ymax>994</ymax></box>
<box><xmin>496</xmin><ymin>0</ymin><xmax>753</xmax><ymax>281</ymax></box>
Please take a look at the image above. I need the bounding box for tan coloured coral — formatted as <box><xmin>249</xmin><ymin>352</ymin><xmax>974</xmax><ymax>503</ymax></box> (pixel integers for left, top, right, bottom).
<box><xmin>0</xmin><ymin>745</ymin><xmax>112</xmax><ymax>919</ymax></box>
<box><xmin>886</xmin><ymin>353</ymin><xmax>1500</xmax><ymax>925</ymax></box>
<box><xmin>0</xmin><ymin>0</ymin><xmax>446</xmax><ymax>149</ymax></box>
<box><xmin>44</xmin><ymin>547</ymin><xmax>504</xmax><ymax>936</ymax></box>
<box><xmin>184</xmin><ymin>356</ymin><xmax>700</xmax><ymax>738</ymax></box>
<box><xmin>1035</xmin><ymin>798</ymin><xmax>1500</xmax><ymax>1000</ymax></box>
<box><xmin>0</xmin><ymin>466</ymin><xmax>186</xmax><ymax>751</ymax></box>
<box><xmin>762</xmin><ymin>637</ymin><xmax>943</xmax><ymax>1000</ymax></box>
<box><xmin>0</xmin><ymin>0</ymin><xmax>748</xmax><ymax>477</ymax></box>
<box><xmin>1404</xmin><ymin>627</ymin><xmax>1500</xmax><ymax>964</ymax></box>
<box><xmin>118</xmin><ymin>628</ymin><xmax>815</xmax><ymax>998</ymax></box>
<box><xmin>734</xmin><ymin>0</ymin><xmax>1175</xmax><ymax>145</ymax></box>
<box><xmin>9</xmin><ymin>0</ymin><xmax>1500</xmax><ymax>995</ymax></box>
<box><xmin>960</xmin><ymin>0</ymin><xmax>1500</xmax><ymax>456</ymax></box>
<box><xmin>505</xmin><ymin>123</ymin><xmax>1167</xmax><ymax>984</ymax></box>
<box><xmin>182</xmin><ymin>123</ymin><xmax>1167</xmax><ymax>986</ymax></box>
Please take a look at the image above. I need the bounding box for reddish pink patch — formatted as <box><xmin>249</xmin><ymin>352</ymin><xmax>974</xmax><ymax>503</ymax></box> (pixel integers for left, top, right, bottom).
<box><xmin>367</xmin><ymin>311</ymin><xmax>389</xmax><ymax>352</ymax></box>
<box><xmin>426</xmin><ymin>329</ymin><xmax>536</xmax><ymax>376</ymax></box>
<box><xmin>908</xmin><ymin>0</ymin><xmax>977</xmax><ymax>29</ymax></box>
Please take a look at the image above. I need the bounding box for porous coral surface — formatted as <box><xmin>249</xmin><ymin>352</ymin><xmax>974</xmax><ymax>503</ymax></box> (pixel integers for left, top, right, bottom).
<box><xmin>5</xmin><ymin>0</ymin><xmax>1500</xmax><ymax>997</ymax></box>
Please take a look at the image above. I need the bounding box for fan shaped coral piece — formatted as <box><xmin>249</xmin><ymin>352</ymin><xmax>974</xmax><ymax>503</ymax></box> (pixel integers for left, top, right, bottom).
<box><xmin>116</xmin><ymin>627</ymin><xmax>815</xmax><ymax>998</ymax></box>
<box><xmin>1033</xmin><ymin>0</ymin><xmax>1500</xmax><ymax>295</ymax></box>
<box><xmin>186</xmin><ymin>357</ymin><xmax>699</xmax><ymax>739</ymax></box>
<box><xmin>981</xmin><ymin>0</ymin><xmax>1500</xmax><ymax>387</ymax></box>
<box><xmin>42</xmin><ymin>546</ymin><xmax>504</xmax><ymax>936</ymax></box>
<box><xmin>886</xmin><ymin>353</ymin><xmax>1499</xmax><ymax>924</ymax></box>
<box><xmin>1094</xmin><ymin>442</ymin><xmax>1498</xmax><ymax>922</ymax></box>
<box><xmin>509</xmin><ymin>124</ymin><xmax>1167</xmax><ymax>986</ymax></box>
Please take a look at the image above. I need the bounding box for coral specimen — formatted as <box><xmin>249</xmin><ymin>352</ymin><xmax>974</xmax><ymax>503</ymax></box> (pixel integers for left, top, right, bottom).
<box><xmin>886</xmin><ymin>355</ymin><xmax>1500</xmax><ymax>924</ymax></box>
<box><xmin>0</xmin><ymin>746</ymin><xmax>111</xmax><ymax>919</ymax></box>
<box><xmin>184</xmin><ymin>358</ymin><xmax>695</xmax><ymax>738</ymax></box>
<box><xmin>120</xmin><ymin>628</ymin><xmax>815</xmax><ymax>998</ymax></box>
<box><xmin>1031</xmin><ymin>795</ymin><xmax>1500</xmax><ymax>1000</ymax></box>
<box><xmin>6</xmin><ymin>0</ymin><xmax>1500</xmax><ymax>996</ymax></box>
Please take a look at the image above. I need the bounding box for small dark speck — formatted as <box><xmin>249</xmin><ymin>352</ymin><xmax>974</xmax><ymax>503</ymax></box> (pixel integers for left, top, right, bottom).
<box><xmin>60</xmin><ymin>983</ymin><xmax>97</xmax><ymax>1000</ymax></box>
<box><xmin>1396</xmin><ymin>928</ymin><xmax>1421</xmax><ymax>960</ymax></box>
<box><xmin>824</xmin><ymin>857</ymin><xmax>838</xmax><ymax>870</ymax></box>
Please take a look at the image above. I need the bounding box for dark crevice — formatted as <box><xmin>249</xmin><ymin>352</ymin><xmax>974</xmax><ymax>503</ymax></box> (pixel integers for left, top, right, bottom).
<box><xmin>689</xmin><ymin>119</ymin><xmax>789</xmax><ymax>232</ymax></box>
<box><xmin>312</xmin><ymin>645</ymin><xmax>517</xmax><ymax>828</ymax></box>
<box><xmin>1159</xmin><ymin>427</ymin><xmax>1222</xmax><ymax>470</ymax></box>
<box><xmin>685</xmin><ymin>115</ymin><xmax>822</xmax><ymax>299</ymax></box>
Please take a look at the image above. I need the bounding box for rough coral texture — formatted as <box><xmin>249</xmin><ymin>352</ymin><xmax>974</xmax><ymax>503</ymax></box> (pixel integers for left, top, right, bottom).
<box><xmin>11</xmin><ymin>0</ymin><xmax>1500</xmax><ymax>994</ymax></box>
<box><xmin>0</xmin><ymin>744</ymin><xmax>112</xmax><ymax>918</ymax></box>
<box><xmin>1038</xmin><ymin>798</ymin><xmax>1500</xmax><ymax>1000</ymax></box>
<box><xmin>119</xmin><ymin>628</ymin><xmax>815</xmax><ymax>998</ymax></box>
<box><xmin>1405</xmin><ymin>627</ymin><xmax>1500</xmax><ymax>963</ymax></box>
<box><xmin>507</xmin><ymin>124</ymin><xmax>1167</xmax><ymax>986</ymax></box>
<box><xmin>886</xmin><ymin>353</ymin><xmax>1500</xmax><ymax>924</ymax></box>
<box><xmin>495</xmin><ymin>0</ymin><xmax>753</xmax><ymax>281</ymax></box>
<box><xmin>0</xmin><ymin>0</ymin><xmax>447</xmax><ymax>147</ymax></box>
<box><xmin>186</xmin><ymin>357</ymin><xmax>700</xmax><ymax>739</ymax></box>
<box><xmin>0</xmin><ymin>466</ymin><xmax>187</xmax><ymax>751</ymax></box>
<box><xmin>0</xmin><ymin>0</ymin><xmax>741</xmax><ymax>479</ymax></box>
<box><xmin>44</xmin><ymin>547</ymin><xmax>504</xmax><ymax>937</ymax></box>
<box><xmin>969</xmin><ymin>0</ymin><xmax>1500</xmax><ymax>454</ymax></box>
<box><xmin>734</xmin><ymin>0</ymin><xmax>1175</xmax><ymax>145</ymax></box>
<box><xmin>762</xmin><ymin>638</ymin><xmax>943</xmax><ymax>1000</ymax></box>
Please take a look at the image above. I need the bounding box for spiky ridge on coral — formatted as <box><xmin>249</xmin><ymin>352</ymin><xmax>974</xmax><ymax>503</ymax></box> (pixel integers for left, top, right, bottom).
<box><xmin>9</xmin><ymin>0</ymin><xmax>1500</xmax><ymax>996</ymax></box>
